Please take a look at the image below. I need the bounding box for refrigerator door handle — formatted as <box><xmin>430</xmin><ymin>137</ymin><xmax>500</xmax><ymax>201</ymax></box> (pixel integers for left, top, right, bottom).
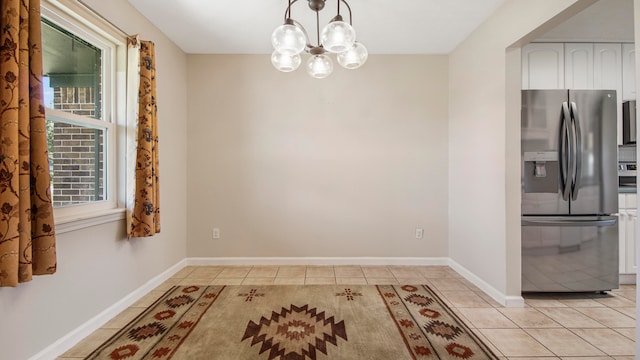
<box><xmin>521</xmin><ymin>218</ymin><xmax>617</xmax><ymax>227</ymax></box>
<box><xmin>560</xmin><ymin>102</ymin><xmax>572</xmax><ymax>201</ymax></box>
<box><xmin>570</xmin><ymin>101</ymin><xmax>582</xmax><ymax>200</ymax></box>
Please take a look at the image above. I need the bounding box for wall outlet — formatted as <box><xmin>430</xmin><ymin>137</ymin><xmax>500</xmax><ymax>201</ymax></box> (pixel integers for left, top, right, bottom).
<box><xmin>415</xmin><ymin>227</ymin><xmax>424</xmax><ymax>239</ymax></box>
<box><xmin>212</xmin><ymin>228</ymin><xmax>220</xmax><ymax>239</ymax></box>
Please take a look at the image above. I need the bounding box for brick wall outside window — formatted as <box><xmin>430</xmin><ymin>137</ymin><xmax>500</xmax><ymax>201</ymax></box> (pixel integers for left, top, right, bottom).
<box><xmin>51</xmin><ymin>87</ymin><xmax>104</xmax><ymax>207</ymax></box>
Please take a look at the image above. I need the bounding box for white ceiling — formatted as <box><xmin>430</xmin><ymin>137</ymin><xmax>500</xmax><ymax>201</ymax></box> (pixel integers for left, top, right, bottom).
<box><xmin>126</xmin><ymin>0</ymin><xmax>507</xmax><ymax>54</ymax></box>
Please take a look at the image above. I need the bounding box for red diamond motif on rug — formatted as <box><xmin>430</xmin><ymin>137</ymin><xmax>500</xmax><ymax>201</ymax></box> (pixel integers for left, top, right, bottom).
<box><xmin>128</xmin><ymin>322</ymin><xmax>167</xmax><ymax>341</ymax></box>
<box><xmin>182</xmin><ymin>286</ymin><xmax>200</xmax><ymax>293</ymax></box>
<box><xmin>446</xmin><ymin>342</ymin><xmax>475</xmax><ymax>359</ymax></box>
<box><xmin>164</xmin><ymin>295</ymin><xmax>194</xmax><ymax>308</ymax></box>
<box><xmin>424</xmin><ymin>320</ymin><xmax>464</xmax><ymax>341</ymax></box>
<box><xmin>419</xmin><ymin>308</ymin><xmax>441</xmax><ymax>319</ymax></box>
<box><xmin>405</xmin><ymin>293</ymin><xmax>434</xmax><ymax>307</ymax></box>
<box><xmin>402</xmin><ymin>285</ymin><xmax>418</xmax><ymax>292</ymax></box>
<box><xmin>154</xmin><ymin>310</ymin><xmax>176</xmax><ymax>321</ymax></box>
<box><xmin>109</xmin><ymin>344</ymin><xmax>139</xmax><ymax>360</ymax></box>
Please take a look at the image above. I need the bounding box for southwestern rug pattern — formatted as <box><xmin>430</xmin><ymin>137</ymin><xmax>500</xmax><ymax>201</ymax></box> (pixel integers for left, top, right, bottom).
<box><xmin>86</xmin><ymin>285</ymin><xmax>498</xmax><ymax>359</ymax></box>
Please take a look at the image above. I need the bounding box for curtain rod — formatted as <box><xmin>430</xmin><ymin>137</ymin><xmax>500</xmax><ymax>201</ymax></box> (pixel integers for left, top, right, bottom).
<box><xmin>76</xmin><ymin>0</ymin><xmax>134</xmax><ymax>39</ymax></box>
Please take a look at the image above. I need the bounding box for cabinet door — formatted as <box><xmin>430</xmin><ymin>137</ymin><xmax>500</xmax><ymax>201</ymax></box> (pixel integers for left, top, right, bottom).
<box><xmin>627</xmin><ymin>193</ymin><xmax>637</xmax><ymax>208</ymax></box>
<box><xmin>522</xmin><ymin>43</ymin><xmax>564</xmax><ymax>89</ymax></box>
<box><xmin>594</xmin><ymin>43</ymin><xmax>622</xmax><ymax>90</ymax></box>
<box><xmin>619</xmin><ymin>210</ymin><xmax>627</xmax><ymax>273</ymax></box>
<box><xmin>565</xmin><ymin>43</ymin><xmax>594</xmax><ymax>89</ymax></box>
<box><xmin>626</xmin><ymin>209</ymin><xmax>637</xmax><ymax>274</ymax></box>
<box><xmin>622</xmin><ymin>43</ymin><xmax>636</xmax><ymax>101</ymax></box>
<box><xmin>619</xmin><ymin>193</ymin><xmax>627</xmax><ymax>209</ymax></box>
<box><xmin>594</xmin><ymin>44</ymin><xmax>623</xmax><ymax>144</ymax></box>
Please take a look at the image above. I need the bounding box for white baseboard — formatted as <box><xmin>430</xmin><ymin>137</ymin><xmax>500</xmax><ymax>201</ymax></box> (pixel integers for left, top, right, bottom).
<box><xmin>447</xmin><ymin>259</ymin><xmax>525</xmax><ymax>308</ymax></box>
<box><xmin>29</xmin><ymin>259</ymin><xmax>187</xmax><ymax>360</ymax></box>
<box><xmin>187</xmin><ymin>257</ymin><xmax>450</xmax><ymax>266</ymax></box>
<box><xmin>620</xmin><ymin>273</ymin><xmax>636</xmax><ymax>285</ymax></box>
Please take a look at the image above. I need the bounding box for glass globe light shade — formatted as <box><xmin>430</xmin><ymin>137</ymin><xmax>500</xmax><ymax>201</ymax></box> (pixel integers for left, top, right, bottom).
<box><xmin>337</xmin><ymin>42</ymin><xmax>368</xmax><ymax>69</ymax></box>
<box><xmin>271</xmin><ymin>51</ymin><xmax>301</xmax><ymax>72</ymax></box>
<box><xmin>271</xmin><ymin>24</ymin><xmax>306</xmax><ymax>55</ymax></box>
<box><xmin>320</xmin><ymin>20</ymin><xmax>356</xmax><ymax>53</ymax></box>
<box><xmin>307</xmin><ymin>54</ymin><xmax>333</xmax><ymax>79</ymax></box>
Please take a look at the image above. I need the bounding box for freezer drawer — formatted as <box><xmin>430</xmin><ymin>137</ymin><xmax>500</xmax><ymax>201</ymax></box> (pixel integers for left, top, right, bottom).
<box><xmin>521</xmin><ymin>216</ymin><xmax>619</xmax><ymax>292</ymax></box>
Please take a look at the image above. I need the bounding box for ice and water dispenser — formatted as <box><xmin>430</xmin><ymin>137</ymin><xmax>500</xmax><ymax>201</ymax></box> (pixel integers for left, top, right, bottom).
<box><xmin>523</xmin><ymin>151</ymin><xmax>558</xmax><ymax>193</ymax></box>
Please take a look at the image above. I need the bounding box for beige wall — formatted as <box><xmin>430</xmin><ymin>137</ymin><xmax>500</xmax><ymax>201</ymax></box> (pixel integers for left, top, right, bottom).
<box><xmin>186</xmin><ymin>55</ymin><xmax>449</xmax><ymax>259</ymax></box>
<box><xmin>0</xmin><ymin>1</ymin><xmax>189</xmax><ymax>359</ymax></box>
<box><xmin>448</xmin><ymin>0</ymin><xmax>596</xmax><ymax>298</ymax></box>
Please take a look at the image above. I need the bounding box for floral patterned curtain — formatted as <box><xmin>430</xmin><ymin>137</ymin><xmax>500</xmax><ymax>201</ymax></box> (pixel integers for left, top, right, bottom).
<box><xmin>128</xmin><ymin>37</ymin><xmax>160</xmax><ymax>238</ymax></box>
<box><xmin>0</xmin><ymin>0</ymin><xmax>56</xmax><ymax>287</ymax></box>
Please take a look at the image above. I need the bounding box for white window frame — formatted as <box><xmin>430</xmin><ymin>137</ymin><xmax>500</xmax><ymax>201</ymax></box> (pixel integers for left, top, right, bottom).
<box><xmin>41</xmin><ymin>0</ymin><xmax>128</xmax><ymax>231</ymax></box>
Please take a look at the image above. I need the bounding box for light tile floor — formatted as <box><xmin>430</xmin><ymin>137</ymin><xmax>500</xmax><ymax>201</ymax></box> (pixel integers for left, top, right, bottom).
<box><xmin>58</xmin><ymin>265</ymin><xmax>636</xmax><ymax>359</ymax></box>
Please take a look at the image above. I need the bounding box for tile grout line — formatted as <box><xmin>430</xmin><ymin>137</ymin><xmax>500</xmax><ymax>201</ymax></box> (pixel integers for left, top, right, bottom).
<box><xmin>564</xmin><ymin>326</ymin><xmax>625</xmax><ymax>356</ymax></box>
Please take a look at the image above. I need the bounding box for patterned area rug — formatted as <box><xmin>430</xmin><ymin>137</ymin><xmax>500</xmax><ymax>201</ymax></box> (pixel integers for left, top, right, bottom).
<box><xmin>86</xmin><ymin>285</ymin><xmax>498</xmax><ymax>359</ymax></box>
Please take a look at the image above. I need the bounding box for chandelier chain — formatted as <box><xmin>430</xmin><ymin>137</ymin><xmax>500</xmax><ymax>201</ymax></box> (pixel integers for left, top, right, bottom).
<box><xmin>316</xmin><ymin>10</ymin><xmax>320</xmax><ymax>46</ymax></box>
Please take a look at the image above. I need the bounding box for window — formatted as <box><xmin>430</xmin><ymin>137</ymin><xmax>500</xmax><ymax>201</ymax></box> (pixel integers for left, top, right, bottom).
<box><xmin>41</xmin><ymin>0</ymin><xmax>127</xmax><ymax>223</ymax></box>
<box><xmin>42</xmin><ymin>19</ymin><xmax>107</xmax><ymax>207</ymax></box>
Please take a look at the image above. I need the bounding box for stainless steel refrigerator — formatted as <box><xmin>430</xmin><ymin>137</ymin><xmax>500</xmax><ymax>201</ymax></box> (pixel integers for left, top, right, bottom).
<box><xmin>521</xmin><ymin>89</ymin><xmax>619</xmax><ymax>292</ymax></box>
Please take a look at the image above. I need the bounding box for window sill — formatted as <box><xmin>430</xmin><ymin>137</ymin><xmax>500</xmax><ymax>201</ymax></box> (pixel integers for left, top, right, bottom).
<box><xmin>54</xmin><ymin>208</ymin><xmax>126</xmax><ymax>234</ymax></box>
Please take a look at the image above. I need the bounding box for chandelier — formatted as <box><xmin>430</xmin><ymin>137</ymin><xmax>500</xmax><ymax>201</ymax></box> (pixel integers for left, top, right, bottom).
<box><xmin>271</xmin><ymin>0</ymin><xmax>368</xmax><ymax>79</ymax></box>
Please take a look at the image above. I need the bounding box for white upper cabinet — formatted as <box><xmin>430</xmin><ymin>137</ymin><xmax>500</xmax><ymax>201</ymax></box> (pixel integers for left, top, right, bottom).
<box><xmin>565</xmin><ymin>43</ymin><xmax>594</xmax><ymax>89</ymax></box>
<box><xmin>564</xmin><ymin>43</ymin><xmax>623</xmax><ymax>92</ymax></box>
<box><xmin>593</xmin><ymin>44</ymin><xmax>623</xmax><ymax>144</ymax></box>
<box><xmin>522</xmin><ymin>43</ymin><xmax>564</xmax><ymax>89</ymax></box>
<box><xmin>523</xmin><ymin>43</ymin><xmax>631</xmax><ymax>94</ymax></box>
<box><xmin>593</xmin><ymin>43</ymin><xmax>622</xmax><ymax>92</ymax></box>
<box><xmin>523</xmin><ymin>42</ymin><xmax>635</xmax><ymax>144</ymax></box>
<box><xmin>622</xmin><ymin>43</ymin><xmax>636</xmax><ymax>101</ymax></box>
